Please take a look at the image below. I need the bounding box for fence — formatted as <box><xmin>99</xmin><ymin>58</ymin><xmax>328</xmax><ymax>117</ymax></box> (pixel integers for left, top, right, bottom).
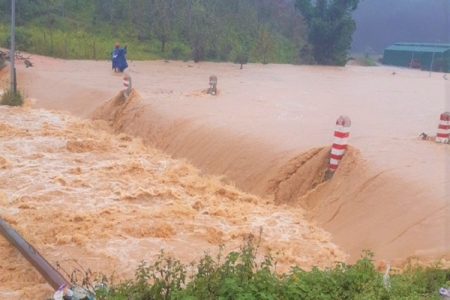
<box><xmin>30</xmin><ymin>35</ymin><xmax>112</xmax><ymax>60</ymax></box>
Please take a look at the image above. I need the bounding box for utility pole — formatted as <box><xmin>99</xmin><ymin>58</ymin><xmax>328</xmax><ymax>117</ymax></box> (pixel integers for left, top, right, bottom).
<box><xmin>429</xmin><ymin>50</ymin><xmax>436</xmax><ymax>77</ymax></box>
<box><xmin>10</xmin><ymin>0</ymin><xmax>16</xmax><ymax>92</ymax></box>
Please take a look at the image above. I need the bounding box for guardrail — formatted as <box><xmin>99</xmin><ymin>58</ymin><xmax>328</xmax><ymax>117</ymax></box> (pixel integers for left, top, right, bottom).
<box><xmin>0</xmin><ymin>216</ymin><xmax>68</xmax><ymax>290</ymax></box>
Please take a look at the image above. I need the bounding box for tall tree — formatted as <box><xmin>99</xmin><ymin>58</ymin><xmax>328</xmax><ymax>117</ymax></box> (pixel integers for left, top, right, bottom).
<box><xmin>180</xmin><ymin>0</ymin><xmax>214</xmax><ymax>62</ymax></box>
<box><xmin>93</xmin><ymin>0</ymin><xmax>131</xmax><ymax>35</ymax></box>
<box><xmin>254</xmin><ymin>25</ymin><xmax>275</xmax><ymax>64</ymax></box>
<box><xmin>295</xmin><ymin>0</ymin><xmax>360</xmax><ymax>66</ymax></box>
<box><xmin>151</xmin><ymin>0</ymin><xmax>176</xmax><ymax>53</ymax></box>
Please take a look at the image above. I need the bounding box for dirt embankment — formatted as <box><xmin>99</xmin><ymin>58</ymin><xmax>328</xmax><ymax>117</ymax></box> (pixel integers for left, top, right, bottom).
<box><xmin>91</xmin><ymin>89</ymin><xmax>336</xmax><ymax>204</ymax></box>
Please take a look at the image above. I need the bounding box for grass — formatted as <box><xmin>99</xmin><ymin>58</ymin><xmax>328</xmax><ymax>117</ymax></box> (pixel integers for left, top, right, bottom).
<box><xmin>0</xmin><ymin>24</ymin><xmax>299</xmax><ymax>64</ymax></box>
<box><xmin>0</xmin><ymin>24</ymin><xmax>164</xmax><ymax>61</ymax></box>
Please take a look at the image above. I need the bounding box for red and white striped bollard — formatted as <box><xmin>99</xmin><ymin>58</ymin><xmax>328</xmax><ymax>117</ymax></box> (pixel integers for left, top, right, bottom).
<box><xmin>329</xmin><ymin>115</ymin><xmax>351</xmax><ymax>171</ymax></box>
<box><xmin>436</xmin><ymin>111</ymin><xmax>450</xmax><ymax>143</ymax></box>
<box><xmin>123</xmin><ymin>75</ymin><xmax>132</xmax><ymax>97</ymax></box>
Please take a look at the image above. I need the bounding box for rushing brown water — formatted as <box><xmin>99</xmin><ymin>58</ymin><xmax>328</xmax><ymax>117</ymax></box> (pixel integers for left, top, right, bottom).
<box><xmin>0</xmin><ymin>53</ymin><xmax>449</xmax><ymax>298</ymax></box>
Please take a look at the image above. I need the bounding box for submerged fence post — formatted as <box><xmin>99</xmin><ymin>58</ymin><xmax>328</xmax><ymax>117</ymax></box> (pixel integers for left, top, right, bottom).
<box><xmin>123</xmin><ymin>74</ymin><xmax>132</xmax><ymax>97</ymax></box>
<box><xmin>436</xmin><ymin>111</ymin><xmax>450</xmax><ymax>143</ymax></box>
<box><xmin>329</xmin><ymin>115</ymin><xmax>351</xmax><ymax>172</ymax></box>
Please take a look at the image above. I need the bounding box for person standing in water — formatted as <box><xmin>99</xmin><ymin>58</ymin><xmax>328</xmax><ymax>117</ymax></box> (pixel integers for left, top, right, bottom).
<box><xmin>111</xmin><ymin>42</ymin><xmax>128</xmax><ymax>72</ymax></box>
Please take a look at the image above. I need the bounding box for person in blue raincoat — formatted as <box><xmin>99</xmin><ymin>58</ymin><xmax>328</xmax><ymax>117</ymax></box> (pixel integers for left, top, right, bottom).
<box><xmin>111</xmin><ymin>42</ymin><xmax>128</xmax><ymax>72</ymax></box>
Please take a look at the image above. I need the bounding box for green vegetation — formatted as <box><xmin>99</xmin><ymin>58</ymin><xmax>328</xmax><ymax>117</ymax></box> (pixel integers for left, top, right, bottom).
<box><xmin>0</xmin><ymin>0</ymin><xmax>363</xmax><ymax>65</ymax></box>
<box><xmin>0</xmin><ymin>55</ymin><xmax>5</xmax><ymax>70</ymax></box>
<box><xmin>0</xmin><ymin>0</ymin><xmax>307</xmax><ymax>64</ymax></box>
<box><xmin>359</xmin><ymin>57</ymin><xmax>378</xmax><ymax>67</ymax></box>
<box><xmin>0</xmin><ymin>88</ymin><xmax>24</xmax><ymax>106</ymax></box>
<box><xmin>348</xmin><ymin>54</ymin><xmax>379</xmax><ymax>67</ymax></box>
<box><xmin>67</xmin><ymin>235</ymin><xmax>450</xmax><ymax>300</ymax></box>
<box><xmin>295</xmin><ymin>0</ymin><xmax>361</xmax><ymax>66</ymax></box>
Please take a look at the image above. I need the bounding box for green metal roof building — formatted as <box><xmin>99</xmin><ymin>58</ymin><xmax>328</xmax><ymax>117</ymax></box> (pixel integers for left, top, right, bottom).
<box><xmin>382</xmin><ymin>43</ymin><xmax>450</xmax><ymax>72</ymax></box>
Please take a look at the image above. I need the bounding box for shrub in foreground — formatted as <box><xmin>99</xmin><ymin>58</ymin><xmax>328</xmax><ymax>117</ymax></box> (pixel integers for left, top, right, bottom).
<box><xmin>67</xmin><ymin>235</ymin><xmax>450</xmax><ymax>300</ymax></box>
<box><xmin>1</xmin><ymin>88</ymin><xmax>24</xmax><ymax>106</ymax></box>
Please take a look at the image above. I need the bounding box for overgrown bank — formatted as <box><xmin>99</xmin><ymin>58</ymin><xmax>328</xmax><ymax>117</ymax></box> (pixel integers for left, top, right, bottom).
<box><xmin>0</xmin><ymin>0</ymin><xmax>306</xmax><ymax>64</ymax></box>
<box><xmin>66</xmin><ymin>236</ymin><xmax>450</xmax><ymax>300</ymax></box>
<box><xmin>0</xmin><ymin>24</ymin><xmax>298</xmax><ymax>64</ymax></box>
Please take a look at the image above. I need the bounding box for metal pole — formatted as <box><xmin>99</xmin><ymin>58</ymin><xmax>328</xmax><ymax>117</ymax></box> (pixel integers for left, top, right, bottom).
<box><xmin>429</xmin><ymin>50</ymin><xmax>436</xmax><ymax>77</ymax></box>
<box><xmin>0</xmin><ymin>217</ymin><xmax>68</xmax><ymax>290</ymax></box>
<box><xmin>409</xmin><ymin>46</ymin><xmax>415</xmax><ymax>68</ymax></box>
<box><xmin>10</xmin><ymin>0</ymin><xmax>16</xmax><ymax>92</ymax></box>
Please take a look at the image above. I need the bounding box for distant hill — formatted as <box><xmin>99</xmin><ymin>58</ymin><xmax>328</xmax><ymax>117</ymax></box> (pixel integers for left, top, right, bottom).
<box><xmin>351</xmin><ymin>0</ymin><xmax>450</xmax><ymax>55</ymax></box>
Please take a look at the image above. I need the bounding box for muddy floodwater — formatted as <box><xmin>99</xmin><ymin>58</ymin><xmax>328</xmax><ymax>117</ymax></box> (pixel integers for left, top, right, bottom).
<box><xmin>0</xmin><ymin>55</ymin><xmax>449</xmax><ymax>299</ymax></box>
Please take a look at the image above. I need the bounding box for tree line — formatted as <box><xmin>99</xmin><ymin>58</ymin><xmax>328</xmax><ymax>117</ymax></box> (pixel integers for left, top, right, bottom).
<box><xmin>0</xmin><ymin>0</ymin><xmax>360</xmax><ymax>66</ymax></box>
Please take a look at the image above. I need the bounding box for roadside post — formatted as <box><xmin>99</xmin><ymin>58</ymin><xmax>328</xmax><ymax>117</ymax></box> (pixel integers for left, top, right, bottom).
<box><xmin>436</xmin><ymin>111</ymin><xmax>450</xmax><ymax>143</ymax></box>
<box><xmin>329</xmin><ymin>115</ymin><xmax>351</xmax><ymax>171</ymax></box>
<box><xmin>208</xmin><ymin>75</ymin><xmax>217</xmax><ymax>95</ymax></box>
<box><xmin>123</xmin><ymin>74</ymin><xmax>132</xmax><ymax>97</ymax></box>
